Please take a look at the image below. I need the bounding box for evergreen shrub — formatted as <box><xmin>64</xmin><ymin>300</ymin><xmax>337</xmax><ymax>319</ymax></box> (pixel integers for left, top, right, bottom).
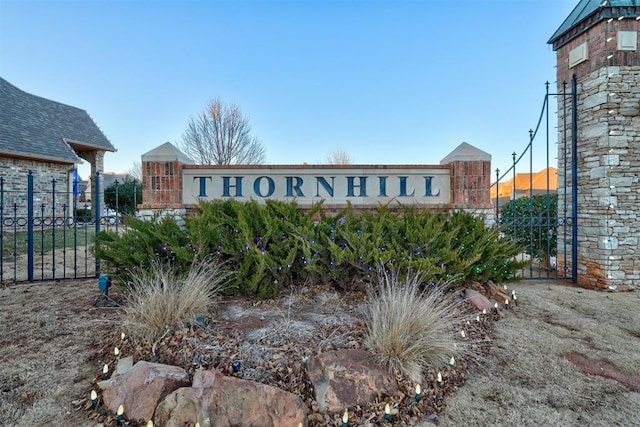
<box><xmin>500</xmin><ymin>194</ymin><xmax>558</xmax><ymax>269</ymax></box>
<box><xmin>94</xmin><ymin>215</ymin><xmax>196</xmax><ymax>287</ymax></box>
<box><xmin>95</xmin><ymin>200</ymin><xmax>527</xmax><ymax>297</ymax></box>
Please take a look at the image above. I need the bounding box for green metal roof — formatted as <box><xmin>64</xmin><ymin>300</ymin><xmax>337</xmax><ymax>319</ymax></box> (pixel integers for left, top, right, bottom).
<box><xmin>548</xmin><ymin>0</ymin><xmax>639</xmax><ymax>46</ymax></box>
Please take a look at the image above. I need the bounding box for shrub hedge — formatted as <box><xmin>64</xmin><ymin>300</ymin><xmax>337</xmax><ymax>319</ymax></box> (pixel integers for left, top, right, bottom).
<box><xmin>95</xmin><ymin>200</ymin><xmax>528</xmax><ymax>298</ymax></box>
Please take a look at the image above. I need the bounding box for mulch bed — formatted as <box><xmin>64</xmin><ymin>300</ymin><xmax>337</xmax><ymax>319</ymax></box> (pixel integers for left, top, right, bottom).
<box><xmin>86</xmin><ymin>285</ymin><xmax>503</xmax><ymax>426</ymax></box>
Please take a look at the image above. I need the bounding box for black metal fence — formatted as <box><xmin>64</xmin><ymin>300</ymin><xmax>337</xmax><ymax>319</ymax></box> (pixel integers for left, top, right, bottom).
<box><xmin>491</xmin><ymin>76</ymin><xmax>578</xmax><ymax>281</ymax></box>
<box><xmin>0</xmin><ymin>171</ymin><xmax>135</xmax><ymax>283</ymax></box>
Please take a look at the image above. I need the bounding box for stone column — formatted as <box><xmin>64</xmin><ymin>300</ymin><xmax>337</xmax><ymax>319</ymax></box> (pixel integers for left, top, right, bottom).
<box><xmin>551</xmin><ymin>10</ymin><xmax>639</xmax><ymax>290</ymax></box>
<box><xmin>82</xmin><ymin>150</ymin><xmax>106</xmax><ymax>217</ymax></box>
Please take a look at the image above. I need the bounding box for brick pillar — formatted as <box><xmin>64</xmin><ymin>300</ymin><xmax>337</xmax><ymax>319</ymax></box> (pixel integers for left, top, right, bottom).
<box><xmin>440</xmin><ymin>142</ymin><xmax>492</xmax><ymax>218</ymax></box>
<box><xmin>140</xmin><ymin>142</ymin><xmax>194</xmax><ymax>210</ymax></box>
<box><xmin>550</xmin><ymin>4</ymin><xmax>640</xmax><ymax>290</ymax></box>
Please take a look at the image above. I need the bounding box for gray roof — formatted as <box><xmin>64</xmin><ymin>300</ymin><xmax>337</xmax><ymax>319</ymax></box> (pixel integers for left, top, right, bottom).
<box><xmin>141</xmin><ymin>141</ymin><xmax>194</xmax><ymax>164</ymax></box>
<box><xmin>440</xmin><ymin>141</ymin><xmax>491</xmax><ymax>164</ymax></box>
<box><xmin>548</xmin><ymin>0</ymin><xmax>640</xmax><ymax>47</ymax></box>
<box><xmin>0</xmin><ymin>77</ymin><xmax>115</xmax><ymax>164</ymax></box>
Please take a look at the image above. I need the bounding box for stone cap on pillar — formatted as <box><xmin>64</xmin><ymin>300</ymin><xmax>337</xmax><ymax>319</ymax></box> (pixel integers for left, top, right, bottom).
<box><xmin>141</xmin><ymin>142</ymin><xmax>194</xmax><ymax>164</ymax></box>
<box><xmin>440</xmin><ymin>142</ymin><xmax>491</xmax><ymax>164</ymax></box>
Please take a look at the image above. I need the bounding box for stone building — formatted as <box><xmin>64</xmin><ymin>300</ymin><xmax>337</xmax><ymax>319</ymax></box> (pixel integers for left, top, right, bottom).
<box><xmin>548</xmin><ymin>0</ymin><xmax>639</xmax><ymax>289</ymax></box>
<box><xmin>0</xmin><ymin>77</ymin><xmax>116</xmax><ymax>216</ymax></box>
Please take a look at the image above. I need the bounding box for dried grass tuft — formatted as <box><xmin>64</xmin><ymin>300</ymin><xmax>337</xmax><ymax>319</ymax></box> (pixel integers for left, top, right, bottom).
<box><xmin>363</xmin><ymin>270</ymin><xmax>461</xmax><ymax>383</ymax></box>
<box><xmin>123</xmin><ymin>258</ymin><xmax>228</xmax><ymax>343</ymax></box>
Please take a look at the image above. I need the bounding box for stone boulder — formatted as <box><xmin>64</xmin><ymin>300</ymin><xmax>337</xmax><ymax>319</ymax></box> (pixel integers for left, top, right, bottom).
<box><xmin>154</xmin><ymin>369</ymin><xmax>307</xmax><ymax>427</ymax></box>
<box><xmin>463</xmin><ymin>288</ymin><xmax>493</xmax><ymax>311</ymax></box>
<box><xmin>305</xmin><ymin>349</ymin><xmax>398</xmax><ymax>414</ymax></box>
<box><xmin>97</xmin><ymin>356</ymin><xmax>134</xmax><ymax>390</ymax></box>
<box><xmin>102</xmin><ymin>361</ymin><xmax>190</xmax><ymax>423</ymax></box>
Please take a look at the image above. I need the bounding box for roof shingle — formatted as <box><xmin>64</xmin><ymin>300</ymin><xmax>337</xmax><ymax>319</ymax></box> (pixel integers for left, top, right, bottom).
<box><xmin>0</xmin><ymin>77</ymin><xmax>115</xmax><ymax>164</ymax></box>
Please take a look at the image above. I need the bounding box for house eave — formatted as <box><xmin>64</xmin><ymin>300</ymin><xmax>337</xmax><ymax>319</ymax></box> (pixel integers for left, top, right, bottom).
<box><xmin>65</xmin><ymin>138</ymin><xmax>117</xmax><ymax>153</ymax></box>
<box><xmin>549</xmin><ymin>6</ymin><xmax>640</xmax><ymax>50</ymax></box>
<box><xmin>0</xmin><ymin>149</ymin><xmax>79</xmax><ymax>166</ymax></box>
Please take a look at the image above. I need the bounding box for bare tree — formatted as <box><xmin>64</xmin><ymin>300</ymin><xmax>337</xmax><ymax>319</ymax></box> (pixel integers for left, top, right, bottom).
<box><xmin>326</xmin><ymin>148</ymin><xmax>352</xmax><ymax>165</ymax></box>
<box><xmin>179</xmin><ymin>98</ymin><xmax>266</xmax><ymax>165</ymax></box>
<box><xmin>128</xmin><ymin>160</ymin><xmax>142</xmax><ymax>181</ymax></box>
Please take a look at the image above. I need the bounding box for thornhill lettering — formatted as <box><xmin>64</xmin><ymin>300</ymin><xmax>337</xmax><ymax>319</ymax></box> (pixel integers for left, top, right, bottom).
<box><xmin>192</xmin><ymin>175</ymin><xmax>442</xmax><ymax>199</ymax></box>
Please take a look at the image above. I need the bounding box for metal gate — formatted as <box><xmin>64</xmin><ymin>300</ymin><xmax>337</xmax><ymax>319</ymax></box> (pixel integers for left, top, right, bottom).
<box><xmin>492</xmin><ymin>76</ymin><xmax>578</xmax><ymax>281</ymax></box>
<box><xmin>0</xmin><ymin>172</ymin><xmax>127</xmax><ymax>283</ymax></box>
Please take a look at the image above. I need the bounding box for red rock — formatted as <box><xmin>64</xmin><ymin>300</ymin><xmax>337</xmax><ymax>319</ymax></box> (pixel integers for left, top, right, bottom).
<box><xmin>154</xmin><ymin>369</ymin><xmax>307</xmax><ymax>427</ymax></box>
<box><xmin>482</xmin><ymin>283</ymin><xmax>508</xmax><ymax>304</ymax></box>
<box><xmin>102</xmin><ymin>361</ymin><xmax>190</xmax><ymax>423</ymax></box>
<box><xmin>305</xmin><ymin>349</ymin><xmax>398</xmax><ymax>414</ymax></box>
<box><xmin>463</xmin><ymin>288</ymin><xmax>493</xmax><ymax>311</ymax></box>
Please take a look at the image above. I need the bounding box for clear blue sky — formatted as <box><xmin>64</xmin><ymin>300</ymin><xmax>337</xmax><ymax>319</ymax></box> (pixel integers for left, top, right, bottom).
<box><xmin>1</xmin><ymin>0</ymin><xmax>578</xmax><ymax>180</ymax></box>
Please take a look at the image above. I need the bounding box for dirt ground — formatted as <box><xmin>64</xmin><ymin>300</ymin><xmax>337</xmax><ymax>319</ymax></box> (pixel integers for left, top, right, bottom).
<box><xmin>0</xmin><ymin>279</ymin><xmax>118</xmax><ymax>426</ymax></box>
<box><xmin>436</xmin><ymin>282</ymin><xmax>640</xmax><ymax>427</ymax></box>
<box><xmin>0</xmin><ymin>279</ymin><xmax>638</xmax><ymax>427</ymax></box>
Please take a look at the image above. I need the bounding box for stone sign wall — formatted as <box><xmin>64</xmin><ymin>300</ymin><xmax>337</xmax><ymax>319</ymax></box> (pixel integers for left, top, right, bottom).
<box><xmin>139</xmin><ymin>141</ymin><xmax>492</xmax><ymax>219</ymax></box>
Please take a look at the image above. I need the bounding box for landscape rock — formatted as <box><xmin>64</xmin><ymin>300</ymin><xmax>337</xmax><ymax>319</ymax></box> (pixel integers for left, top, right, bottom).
<box><xmin>305</xmin><ymin>349</ymin><xmax>398</xmax><ymax>413</ymax></box>
<box><xmin>98</xmin><ymin>356</ymin><xmax>135</xmax><ymax>390</ymax></box>
<box><xmin>463</xmin><ymin>288</ymin><xmax>493</xmax><ymax>311</ymax></box>
<box><xmin>482</xmin><ymin>283</ymin><xmax>510</xmax><ymax>305</ymax></box>
<box><xmin>154</xmin><ymin>369</ymin><xmax>307</xmax><ymax>427</ymax></box>
<box><xmin>102</xmin><ymin>361</ymin><xmax>190</xmax><ymax>423</ymax></box>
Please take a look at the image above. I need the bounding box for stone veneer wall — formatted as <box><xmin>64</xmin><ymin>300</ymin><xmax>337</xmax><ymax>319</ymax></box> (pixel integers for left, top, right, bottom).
<box><xmin>554</xmin><ymin>18</ymin><xmax>639</xmax><ymax>289</ymax></box>
<box><xmin>0</xmin><ymin>156</ymin><xmax>73</xmax><ymax>219</ymax></box>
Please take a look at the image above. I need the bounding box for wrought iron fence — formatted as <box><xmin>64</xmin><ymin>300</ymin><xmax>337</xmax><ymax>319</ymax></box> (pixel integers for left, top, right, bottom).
<box><xmin>491</xmin><ymin>77</ymin><xmax>577</xmax><ymax>281</ymax></box>
<box><xmin>0</xmin><ymin>171</ymin><xmax>137</xmax><ymax>283</ymax></box>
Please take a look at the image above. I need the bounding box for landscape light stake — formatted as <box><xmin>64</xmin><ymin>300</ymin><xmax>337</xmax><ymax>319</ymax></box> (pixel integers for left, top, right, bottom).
<box><xmin>449</xmin><ymin>356</ymin><xmax>455</xmax><ymax>366</ymax></box>
<box><xmin>476</xmin><ymin>315</ymin><xmax>481</xmax><ymax>322</ymax></box>
<box><xmin>121</xmin><ymin>332</ymin><xmax>126</xmax><ymax>341</ymax></box>
<box><xmin>342</xmin><ymin>409</ymin><xmax>349</xmax><ymax>427</ymax></box>
<box><xmin>437</xmin><ymin>372</ymin><xmax>443</xmax><ymax>388</ymax></box>
<box><xmin>414</xmin><ymin>384</ymin><xmax>421</xmax><ymax>401</ymax></box>
<box><xmin>102</xmin><ymin>364</ymin><xmax>109</xmax><ymax>380</ymax></box>
<box><xmin>116</xmin><ymin>404</ymin><xmax>132</xmax><ymax>426</ymax></box>
<box><xmin>114</xmin><ymin>346</ymin><xmax>120</xmax><ymax>361</ymax></box>
<box><xmin>89</xmin><ymin>390</ymin><xmax>131</xmax><ymax>426</ymax></box>
<box><xmin>482</xmin><ymin>308</ymin><xmax>487</xmax><ymax>315</ymax></box>
<box><xmin>493</xmin><ymin>302</ymin><xmax>499</xmax><ymax>314</ymax></box>
<box><xmin>505</xmin><ymin>298</ymin><xmax>511</xmax><ymax>310</ymax></box>
<box><xmin>384</xmin><ymin>403</ymin><xmax>392</xmax><ymax>421</ymax></box>
<box><xmin>147</xmin><ymin>421</ymin><xmax>153</xmax><ymax>427</ymax></box>
<box><xmin>460</xmin><ymin>330</ymin><xmax>466</xmax><ymax>339</ymax></box>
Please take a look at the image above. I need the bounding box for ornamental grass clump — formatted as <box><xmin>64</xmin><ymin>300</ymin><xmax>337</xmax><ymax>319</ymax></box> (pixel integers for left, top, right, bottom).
<box><xmin>123</xmin><ymin>258</ymin><xmax>229</xmax><ymax>343</ymax></box>
<box><xmin>363</xmin><ymin>270</ymin><xmax>461</xmax><ymax>383</ymax></box>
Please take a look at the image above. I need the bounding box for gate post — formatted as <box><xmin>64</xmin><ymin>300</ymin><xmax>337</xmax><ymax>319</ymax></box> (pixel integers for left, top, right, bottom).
<box><xmin>27</xmin><ymin>170</ymin><xmax>34</xmax><ymax>282</ymax></box>
<box><xmin>94</xmin><ymin>171</ymin><xmax>101</xmax><ymax>275</ymax></box>
<box><xmin>51</xmin><ymin>179</ymin><xmax>57</xmax><ymax>279</ymax></box>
